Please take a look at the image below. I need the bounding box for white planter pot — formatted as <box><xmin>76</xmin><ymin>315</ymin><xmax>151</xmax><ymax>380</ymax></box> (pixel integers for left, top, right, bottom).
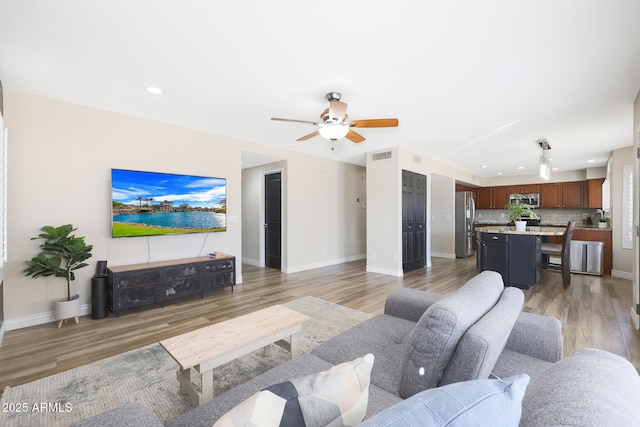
<box><xmin>515</xmin><ymin>221</ymin><xmax>527</xmax><ymax>231</ymax></box>
<box><xmin>598</xmin><ymin>222</ymin><xmax>608</xmax><ymax>228</ymax></box>
<box><xmin>54</xmin><ymin>296</ymin><xmax>80</xmax><ymax>328</ymax></box>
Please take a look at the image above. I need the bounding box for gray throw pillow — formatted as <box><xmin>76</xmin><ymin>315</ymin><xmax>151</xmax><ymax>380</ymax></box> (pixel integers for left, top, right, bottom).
<box><xmin>398</xmin><ymin>271</ymin><xmax>504</xmax><ymax>398</ymax></box>
<box><xmin>440</xmin><ymin>286</ymin><xmax>525</xmax><ymax>385</ymax></box>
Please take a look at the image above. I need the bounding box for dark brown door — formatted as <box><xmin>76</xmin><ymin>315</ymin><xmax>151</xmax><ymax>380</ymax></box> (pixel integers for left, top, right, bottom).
<box><xmin>402</xmin><ymin>170</ymin><xmax>427</xmax><ymax>272</ymax></box>
<box><xmin>265</xmin><ymin>172</ymin><xmax>281</xmax><ymax>270</ymax></box>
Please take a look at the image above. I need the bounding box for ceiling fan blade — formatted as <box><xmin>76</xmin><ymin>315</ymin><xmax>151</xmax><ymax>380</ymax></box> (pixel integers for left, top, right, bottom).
<box><xmin>345</xmin><ymin>130</ymin><xmax>366</xmax><ymax>143</ymax></box>
<box><xmin>328</xmin><ymin>101</ymin><xmax>348</xmax><ymax>122</ymax></box>
<box><xmin>297</xmin><ymin>130</ymin><xmax>320</xmax><ymax>141</ymax></box>
<box><xmin>348</xmin><ymin>118</ymin><xmax>399</xmax><ymax>128</ymax></box>
<box><xmin>272</xmin><ymin>117</ymin><xmax>320</xmax><ymax>125</ymax></box>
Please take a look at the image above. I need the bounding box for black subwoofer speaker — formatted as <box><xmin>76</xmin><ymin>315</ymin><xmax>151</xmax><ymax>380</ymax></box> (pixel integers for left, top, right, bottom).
<box><xmin>91</xmin><ymin>275</ymin><xmax>109</xmax><ymax>319</ymax></box>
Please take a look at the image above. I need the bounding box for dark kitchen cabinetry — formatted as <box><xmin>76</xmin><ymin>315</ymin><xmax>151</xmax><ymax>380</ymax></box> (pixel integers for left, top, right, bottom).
<box><xmin>477</xmin><ymin>232</ymin><xmax>541</xmax><ymax>290</ymax></box>
<box><xmin>508</xmin><ymin>234</ymin><xmax>541</xmax><ymax>289</ymax></box>
<box><xmin>477</xmin><ymin>186</ymin><xmax>509</xmax><ymax>209</ymax></box>
<box><xmin>108</xmin><ymin>255</ymin><xmax>235</xmax><ymax>315</ymax></box>
<box><xmin>477</xmin><ymin>233</ymin><xmax>509</xmax><ymax>282</ymax></box>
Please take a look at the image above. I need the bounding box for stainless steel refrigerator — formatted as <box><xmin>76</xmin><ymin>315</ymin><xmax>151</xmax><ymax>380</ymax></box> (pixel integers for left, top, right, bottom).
<box><xmin>455</xmin><ymin>191</ymin><xmax>476</xmax><ymax>258</ymax></box>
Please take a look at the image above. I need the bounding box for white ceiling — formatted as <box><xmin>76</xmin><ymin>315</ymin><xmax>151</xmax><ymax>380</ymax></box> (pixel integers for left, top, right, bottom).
<box><xmin>1</xmin><ymin>0</ymin><xmax>640</xmax><ymax>177</ymax></box>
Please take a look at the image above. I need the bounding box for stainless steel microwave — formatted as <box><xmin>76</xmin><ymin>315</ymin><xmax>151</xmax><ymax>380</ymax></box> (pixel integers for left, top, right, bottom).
<box><xmin>509</xmin><ymin>193</ymin><xmax>540</xmax><ymax>208</ymax></box>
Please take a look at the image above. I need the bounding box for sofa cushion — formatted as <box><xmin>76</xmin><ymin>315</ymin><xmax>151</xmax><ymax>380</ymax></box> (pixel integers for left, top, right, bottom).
<box><xmin>441</xmin><ymin>286</ymin><xmax>524</xmax><ymax>385</ymax></box>
<box><xmin>359</xmin><ymin>374</ymin><xmax>530</xmax><ymax>427</ymax></box>
<box><xmin>520</xmin><ymin>348</ymin><xmax>640</xmax><ymax>427</ymax></box>
<box><xmin>213</xmin><ymin>354</ymin><xmax>374</xmax><ymax>427</ymax></box>
<box><xmin>399</xmin><ymin>270</ymin><xmax>505</xmax><ymax>398</ymax></box>
<box><xmin>312</xmin><ymin>314</ymin><xmax>415</xmax><ymax>396</ymax></box>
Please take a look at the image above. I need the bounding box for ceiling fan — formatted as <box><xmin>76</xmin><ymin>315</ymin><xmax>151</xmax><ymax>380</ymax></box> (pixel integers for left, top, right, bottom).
<box><xmin>271</xmin><ymin>92</ymin><xmax>399</xmax><ymax>143</ymax></box>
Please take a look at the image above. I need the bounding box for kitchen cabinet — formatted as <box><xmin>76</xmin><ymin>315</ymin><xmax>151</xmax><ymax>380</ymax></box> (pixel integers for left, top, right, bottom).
<box><xmin>540</xmin><ymin>181</ymin><xmax>586</xmax><ymax>208</ymax></box>
<box><xmin>477</xmin><ymin>233</ymin><xmax>509</xmax><ymax>282</ymax></box>
<box><xmin>477</xmin><ymin>186</ymin><xmax>509</xmax><ymax>209</ymax></box>
<box><xmin>571</xmin><ymin>229</ymin><xmax>612</xmax><ymax>275</ymax></box>
<box><xmin>477</xmin><ymin>232</ymin><xmax>541</xmax><ymax>289</ymax></box>
<box><xmin>587</xmin><ymin>178</ymin><xmax>605</xmax><ymax>208</ymax></box>
<box><xmin>540</xmin><ymin>183</ymin><xmax>561</xmax><ymax>208</ymax></box>
<box><xmin>561</xmin><ymin>181</ymin><xmax>585</xmax><ymax>208</ymax></box>
<box><xmin>508</xmin><ymin>234</ymin><xmax>542</xmax><ymax>288</ymax></box>
<box><xmin>509</xmin><ymin>184</ymin><xmax>540</xmax><ymax>194</ymax></box>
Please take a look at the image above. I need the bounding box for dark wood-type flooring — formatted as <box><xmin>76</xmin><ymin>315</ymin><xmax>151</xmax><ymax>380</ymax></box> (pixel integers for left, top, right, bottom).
<box><xmin>1</xmin><ymin>256</ymin><xmax>639</xmax><ymax>391</ymax></box>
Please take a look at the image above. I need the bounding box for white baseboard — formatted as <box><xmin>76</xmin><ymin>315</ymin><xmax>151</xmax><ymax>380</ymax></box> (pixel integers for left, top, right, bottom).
<box><xmin>631</xmin><ymin>308</ymin><xmax>640</xmax><ymax>330</ymax></box>
<box><xmin>611</xmin><ymin>270</ymin><xmax>633</xmax><ymax>280</ymax></box>
<box><xmin>431</xmin><ymin>252</ymin><xmax>456</xmax><ymax>259</ymax></box>
<box><xmin>365</xmin><ymin>265</ymin><xmax>404</xmax><ymax>277</ymax></box>
<box><xmin>5</xmin><ymin>303</ymin><xmax>91</xmax><ymax>331</ymax></box>
<box><xmin>283</xmin><ymin>254</ymin><xmax>366</xmax><ymax>274</ymax></box>
<box><xmin>0</xmin><ymin>320</ymin><xmax>5</xmax><ymax>348</ymax></box>
<box><xmin>242</xmin><ymin>257</ymin><xmax>261</xmax><ymax>267</ymax></box>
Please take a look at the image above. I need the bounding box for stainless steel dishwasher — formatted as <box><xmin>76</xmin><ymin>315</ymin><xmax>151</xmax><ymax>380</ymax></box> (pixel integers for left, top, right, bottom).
<box><xmin>570</xmin><ymin>240</ymin><xmax>604</xmax><ymax>275</ymax></box>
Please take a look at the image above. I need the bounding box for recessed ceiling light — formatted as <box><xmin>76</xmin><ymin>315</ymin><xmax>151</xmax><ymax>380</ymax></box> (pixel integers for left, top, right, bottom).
<box><xmin>587</xmin><ymin>159</ymin><xmax>595</xmax><ymax>163</ymax></box>
<box><xmin>481</xmin><ymin>165</ymin><xmax>488</xmax><ymax>169</ymax></box>
<box><xmin>552</xmin><ymin>167</ymin><xmax>559</xmax><ymax>171</ymax></box>
<box><xmin>497</xmin><ymin>172</ymin><xmax>503</xmax><ymax>175</ymax></box>
<box><xmin>146</xmin><ymin>86</ymin><xmax>163</xmax><ymax>95</ymax></box>
<box><xmin>517</xmin><ymin>166</ymin><xmax>524</xmax><ymax>170</ymax></box>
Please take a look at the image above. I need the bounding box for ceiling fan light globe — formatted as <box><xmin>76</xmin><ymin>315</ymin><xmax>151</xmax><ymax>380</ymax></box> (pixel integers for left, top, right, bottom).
<box><xmin>319</xmin><ymin>124</ymin><xmax>349</xmax><ymax>141</ymax></box>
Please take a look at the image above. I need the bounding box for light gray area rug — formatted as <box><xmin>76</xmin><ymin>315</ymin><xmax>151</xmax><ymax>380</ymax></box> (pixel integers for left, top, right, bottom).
<box><xmin>0</xmin><ymin>296</ymin><xmax>373</xmax><ymax>427</ymax></box>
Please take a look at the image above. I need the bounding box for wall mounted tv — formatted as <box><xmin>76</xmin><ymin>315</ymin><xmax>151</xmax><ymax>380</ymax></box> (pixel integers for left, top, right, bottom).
<box><xmin>111</xmin><ymin>168</ymin><xmax>226</xmax><ymax>238</ymax></box>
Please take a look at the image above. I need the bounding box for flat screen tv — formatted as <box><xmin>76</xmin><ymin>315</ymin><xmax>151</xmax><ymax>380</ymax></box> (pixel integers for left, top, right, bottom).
<box><xmin>111</xmin><ymin>168</ymin><xmax>226</xmax><ymax>238</ymax></box>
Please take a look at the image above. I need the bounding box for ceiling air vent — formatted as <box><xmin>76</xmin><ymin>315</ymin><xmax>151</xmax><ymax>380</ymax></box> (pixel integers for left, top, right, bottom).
<box><xmin>372</xmin><ymin>151</ymin><xmax>392</xmax><ymax>161</ymax></box>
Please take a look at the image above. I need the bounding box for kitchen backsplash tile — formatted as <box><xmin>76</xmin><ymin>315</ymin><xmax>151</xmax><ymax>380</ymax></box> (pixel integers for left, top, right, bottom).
<box><xmin>474</xmin><ymin>208</ymin><xmax>600</xmax><ymax>226</ymax></box>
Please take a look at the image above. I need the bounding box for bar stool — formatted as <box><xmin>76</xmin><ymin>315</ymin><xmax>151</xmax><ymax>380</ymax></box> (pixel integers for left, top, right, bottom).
<box><xmin>540</xmin><ymin>221</ymin><xmax>575</xmax><ymax>288</ymax></box>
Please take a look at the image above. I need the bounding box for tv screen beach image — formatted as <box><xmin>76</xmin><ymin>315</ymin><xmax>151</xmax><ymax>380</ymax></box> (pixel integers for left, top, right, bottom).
<box><xmin>111</xmin><ymin>169</ymin><xmax>227</xmax><ymax>237</ymax></box>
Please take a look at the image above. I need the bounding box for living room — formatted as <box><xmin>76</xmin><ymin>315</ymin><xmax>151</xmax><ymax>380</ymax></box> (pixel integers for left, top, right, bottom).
<box><xmin>1</xmin><ymin>1</ymin><xmax>640</xmax><ymax>425</ymax></box>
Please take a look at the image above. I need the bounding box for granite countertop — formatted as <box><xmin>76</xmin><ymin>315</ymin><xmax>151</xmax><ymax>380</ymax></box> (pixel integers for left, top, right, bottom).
<box><xmin>475</xmin><ymin>226</ymin><xmax>566</xmax><ymax>236</ymax></box>
<box><xmin>474</xmin><ymin>223</ymin><xmax>611</xmax><ymax>232</ymax></box>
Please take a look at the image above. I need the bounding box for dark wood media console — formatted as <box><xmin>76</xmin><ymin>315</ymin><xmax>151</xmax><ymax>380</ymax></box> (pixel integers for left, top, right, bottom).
<box><xmin>107</xmin><ymin>255</ymin><xmax>236</xmax><ymax>315</ymax></box>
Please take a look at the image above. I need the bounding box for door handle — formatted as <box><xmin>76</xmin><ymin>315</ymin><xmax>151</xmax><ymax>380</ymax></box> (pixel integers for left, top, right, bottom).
<box><xmin>264</xmin><ymin>224</ymin><xmax>268</xmax><ymax>228</ymax></box>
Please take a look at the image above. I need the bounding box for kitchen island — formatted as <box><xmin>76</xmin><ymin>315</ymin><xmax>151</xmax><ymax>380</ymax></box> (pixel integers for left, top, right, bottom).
<box><xmin>476</xmin><ymin>226</ymin><xmax>565</xmax><ymax>290</ymax></box>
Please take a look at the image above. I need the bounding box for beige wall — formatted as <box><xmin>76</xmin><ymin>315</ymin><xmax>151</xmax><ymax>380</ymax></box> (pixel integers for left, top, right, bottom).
<box><xmin>3</xmin><ymin>90</ymin><xmax>366</xmax><ymax>328</ymax></box>
<box><xmin>366</xmin><ymin>146</ymin><xmax>474</xmax><ymax>275</ymax></box>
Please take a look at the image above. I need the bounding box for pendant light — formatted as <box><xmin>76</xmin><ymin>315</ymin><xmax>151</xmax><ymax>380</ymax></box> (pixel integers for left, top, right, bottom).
<box><xmin>537</xmin><ymin>139</ymin><xmax>551</xmax><ymax>180</ymax></box>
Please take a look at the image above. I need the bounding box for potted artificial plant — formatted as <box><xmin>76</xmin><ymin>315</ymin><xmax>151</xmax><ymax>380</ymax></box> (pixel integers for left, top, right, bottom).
<box><xmin>504</xmin><ymin>195</ymin><xmax>539</xmax><ymax>231</ymax></box>
<box><xmin>23</xmin><ymin>224</ymin><xmax>93</xmax><ymax>328</ymax></box>
<box><xmin>596</xmin><ymin>209</ymin><xmax>608</xmax><ymax>228</ymax></box>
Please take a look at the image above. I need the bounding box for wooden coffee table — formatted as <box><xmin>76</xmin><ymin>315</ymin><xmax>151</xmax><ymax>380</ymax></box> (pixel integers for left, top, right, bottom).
<box><xmin>160</xmin><ymin>305</ymin><xmax>310</xmax><ymax>405</ymax></box>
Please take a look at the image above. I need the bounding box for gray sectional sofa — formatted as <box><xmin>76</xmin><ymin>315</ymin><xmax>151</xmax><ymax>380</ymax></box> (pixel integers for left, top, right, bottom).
<box><xmin>73</xmin><ymin>271</ymin><xmax>640</xmax><ymax>426</ymax></box>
